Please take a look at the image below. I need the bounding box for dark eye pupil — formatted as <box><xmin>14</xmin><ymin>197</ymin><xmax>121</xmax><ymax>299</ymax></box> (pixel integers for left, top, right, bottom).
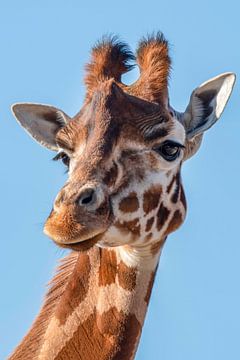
<box><xmin>154</xmin><ymin>141</ymin><xmax>181</xmax><ymax>161</ymax></box>
<box><xmin>162</xmin><ymin>144</ymin><xmax>178</xmax><ymax>156</ymax></box>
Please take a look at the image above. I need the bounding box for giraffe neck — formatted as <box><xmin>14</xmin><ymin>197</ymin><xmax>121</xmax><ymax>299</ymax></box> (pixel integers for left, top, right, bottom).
<box><xmin>9</xmin><ymin>242</ymin><xmax>163</xmax><ymax>360</ymax></box>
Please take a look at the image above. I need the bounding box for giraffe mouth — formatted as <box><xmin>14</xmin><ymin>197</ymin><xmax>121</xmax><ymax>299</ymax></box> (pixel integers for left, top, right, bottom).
<box><xmin>53</xmin><ymin>232</ymin><xmax>106</xmax><ymax>252</ymax></box>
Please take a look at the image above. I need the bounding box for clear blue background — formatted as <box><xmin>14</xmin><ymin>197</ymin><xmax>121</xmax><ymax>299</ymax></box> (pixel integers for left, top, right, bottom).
<box><xmin>1</xmin><ymin>1</ymin><xmax>239</xmax><ymax>359</ymax></box>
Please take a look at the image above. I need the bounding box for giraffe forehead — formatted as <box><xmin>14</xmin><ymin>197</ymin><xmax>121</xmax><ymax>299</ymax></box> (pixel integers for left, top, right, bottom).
<box><xmin>57</xmin><ymin>95</ymin><xmax>177</xmax><ymax>155</ymax></box>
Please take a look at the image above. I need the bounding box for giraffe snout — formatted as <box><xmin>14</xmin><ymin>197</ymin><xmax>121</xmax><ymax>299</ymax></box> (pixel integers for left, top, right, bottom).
<box><xmin>44</xmin><ymin>183</ymin><xmax>112</xmax><ymax>249</ymax></box>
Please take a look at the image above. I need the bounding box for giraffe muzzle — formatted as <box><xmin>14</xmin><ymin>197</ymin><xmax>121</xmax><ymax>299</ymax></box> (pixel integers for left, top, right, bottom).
<box><xmin>44</xmin><ymin>184</ymin><xmax>113</xmax><ymax>250</ymax></box>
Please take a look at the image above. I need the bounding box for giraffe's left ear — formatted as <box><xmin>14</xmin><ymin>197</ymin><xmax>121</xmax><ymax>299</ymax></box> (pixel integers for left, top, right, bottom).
<box><xmin>182</xmin><ymin>72</ymin><xmax>236</xmax><ymax>139</ymax></box>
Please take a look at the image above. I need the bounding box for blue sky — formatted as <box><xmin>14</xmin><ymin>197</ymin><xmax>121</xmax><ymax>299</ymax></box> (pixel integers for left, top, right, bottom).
<box><xmin>1</xmin><ymin>1</ymin><xmax>239</xmax><ymax>359</ymax></box>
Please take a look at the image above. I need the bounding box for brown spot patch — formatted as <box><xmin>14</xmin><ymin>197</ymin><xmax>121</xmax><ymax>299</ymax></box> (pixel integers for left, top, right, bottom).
<box><xmin>115</xmin><ymin>219</ymin><xmax>140</xmax><ymax>239</ymax></box>
<box><xmin>56</xmin><ymin>311</ymin><xmax>115</xmax><ymax>360</ymax></box>
<box><xmin>171</xmin><ymin>172</ymin><xmax>181</xmax><ymax>203</ymax></box>
<box><xmin>97</xmin><ymin>307</ymin><xmax>123</xmax><ymax>335</ymax></box>
<box><xmin>99</xmin><ymin>249</ymin><xmax>117</xmax><ymax>286</ymax></box>
<box><xmin>113</xmin><ymin>313</ymin><xmax>141</xmax><ymax>360</ymax></box>
<box><xmin>145</xmin><ymin>217</ymin><xmax>154</xmax><ymax>232</ymax></box>
<box><xmin>166</xmin><ymin>175</ymin><xmax>176</xmax><ymax>193</ymax></box>
<box><xmin>55</xmin><ymin>253</ymin><xmax>91</xmax><ymax>325</ymax></box>
<box><xmin>144</xmin><ymin>233</ymin><xmax>152</xmax><ymax>242</ymax></box>
<box><xmin>103</xmin><ymin>162</ymin><xmax>119</xmax><ymax>188</ymax></box>
<box><xmin>118</xmin><ymin>261</ymin><xmax>137</xmax><ymax>291</ymax></box>
<box><xmin>143</xmin><ymin>185</ymin><xmax>162</xmax><ymax>215</ymax></box>
<box><xmin>157</xmin><ymin>203</ymin><xmax>170</xmax><ymax>231</ymax></box>
<box><xmin>56</xmin><ymin>310</ymin><xmax>141</xmax><ymax>360</ymax></box>
<box><xmin>119</xmin><ymin>192</ymin><xmax>139</xmax><ymax>213</ymax></box>
<box><xmin>165</xmin><ymin>209</ymin><xmax>183</xmax><ymax>235</ymax></box>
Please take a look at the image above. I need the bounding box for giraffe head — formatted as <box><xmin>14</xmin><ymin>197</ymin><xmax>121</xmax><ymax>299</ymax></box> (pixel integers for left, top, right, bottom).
<box><xmin>12</xmin><ymin>34</ymin><xmax>235</xmax><ymax>254</ymax></box>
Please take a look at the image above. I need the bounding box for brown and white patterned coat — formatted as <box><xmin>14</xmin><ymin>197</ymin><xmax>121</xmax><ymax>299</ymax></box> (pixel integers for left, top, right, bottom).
<box><xmin>9</xmin><ymin>33</ymin><xmax>235</xmax><ymax>359</ymax></box>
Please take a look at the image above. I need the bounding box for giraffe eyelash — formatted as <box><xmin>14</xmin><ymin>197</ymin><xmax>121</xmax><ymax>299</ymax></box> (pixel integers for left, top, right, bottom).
<box><xmin>52</xmin><ymin>152</ymin><xmax>64</xmax><ymax>161</ymax></box>
<box><xmin>52</xmin><ymin>151</ymin><xmax>70</xmax><ymax>168</ymax></box>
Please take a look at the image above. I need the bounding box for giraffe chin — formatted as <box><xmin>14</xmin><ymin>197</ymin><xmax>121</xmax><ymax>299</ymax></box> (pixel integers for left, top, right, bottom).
<box><xmin>53</xmin><ymin>232</ymin><xmax>105</xmax><ymax>252</ymax></box>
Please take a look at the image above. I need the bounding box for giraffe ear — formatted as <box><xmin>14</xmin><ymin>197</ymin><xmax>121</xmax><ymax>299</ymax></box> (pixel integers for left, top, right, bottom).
<box><xmin>182</xmin><ymin>72</ymin><xmax>236</xmax><ymax>139</ymax></box>
<box><xmin>12</xmin><ymin>103</ymin><xmax>71</xmax><ymax>151</ymax></box>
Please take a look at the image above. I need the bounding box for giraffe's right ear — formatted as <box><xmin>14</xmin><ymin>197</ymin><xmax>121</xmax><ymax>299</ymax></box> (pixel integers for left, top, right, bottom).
<box><xmin>182</xmin><ymin>72</ymin><xmax>236</xmax><ymax>139</ymax></box>
<box><xmin>12</xmin><ymin>103</ymin><xmax>71</xmax><ymax>151</ymax></box>
<box><xmin>179</xmin><ymin>72</ymin><xmax>236</xmax><ymax>160</ymax></box>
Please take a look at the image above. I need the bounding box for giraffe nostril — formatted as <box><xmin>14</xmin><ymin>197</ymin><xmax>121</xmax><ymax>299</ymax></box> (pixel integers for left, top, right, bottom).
<box><xmin>78</xmin><ymin>188</ymin><xmax>96</xmax><ymax>207</ymax></box>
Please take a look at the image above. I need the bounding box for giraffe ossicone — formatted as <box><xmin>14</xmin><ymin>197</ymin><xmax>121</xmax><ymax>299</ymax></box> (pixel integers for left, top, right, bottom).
<box><xmin>10</xmin><ymin>33</ymin><xmax>235</xmax><ymax>360</ymax></box>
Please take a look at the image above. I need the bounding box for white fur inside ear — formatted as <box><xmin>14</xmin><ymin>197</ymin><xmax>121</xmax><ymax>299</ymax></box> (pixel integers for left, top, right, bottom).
<box><xmin>183</xmin><ymin>72</ymin><xmax>236</xmax><ymax>139</ymax></box>
<box><xmin>169</xmin><ymin>73</ymin><xmax>235</xmax><ymax>159</ymax></box>
<box><xmin>215</xmin><ymin>73</ymin><xmax>236</xmax><ymax>118</ymax></box>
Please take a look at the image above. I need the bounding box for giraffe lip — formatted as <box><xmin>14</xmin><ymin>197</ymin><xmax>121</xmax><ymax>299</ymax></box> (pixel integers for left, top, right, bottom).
<box><xmin>53</xmin><ymin>232</ymin><xmax>106</xmax><ymax>252</ymax></box>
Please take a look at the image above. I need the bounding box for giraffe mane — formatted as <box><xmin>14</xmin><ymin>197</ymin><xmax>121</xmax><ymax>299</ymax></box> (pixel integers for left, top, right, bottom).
<box><xmin>84</xmin><ymin>35</ymin><xmax>135</xmax><ymax>100</ymax></box>
<box><xmin>9</xmin><ymin>252</ymin><xmax>79</xmax><ymax>358</ymax></box>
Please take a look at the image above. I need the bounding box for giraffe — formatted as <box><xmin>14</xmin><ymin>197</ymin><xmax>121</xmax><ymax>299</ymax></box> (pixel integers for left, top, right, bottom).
<box><xmin>9</xmin><ymin>33</ymin><xmax>235</xmax><ymax>360</ymax></box>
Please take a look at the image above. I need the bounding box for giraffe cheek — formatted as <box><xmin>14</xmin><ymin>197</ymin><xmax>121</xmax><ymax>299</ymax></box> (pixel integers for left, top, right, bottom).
<box><xmin>114</xmin><ymin>219</ymin><xmax>141</xmax><ymax>242</ymax></box>
<box><xmin>165</xmin><ymin>209</ymin><xmax>184</xmax><ymax>235</ymax></box>
<box><xmin>143</xmin><ymin>185</ymin><xmax>162</xmax><ymax>215</ymax></box>
<box><xmin>118</xmin><ymin>192</ymin><xmax>140</xmax><ymax>213</ymax></box>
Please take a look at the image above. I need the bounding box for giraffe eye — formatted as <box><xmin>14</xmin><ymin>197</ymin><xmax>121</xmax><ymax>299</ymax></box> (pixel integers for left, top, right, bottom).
<box><xmin>154</xmin><ymin>141</ymin><xmax>184</xmax><ymax>161</ymax></box>
<box><xmin>53</xmin><ymin>152</ymin><xmax>70</xmax><ymax>168</ymax></box>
